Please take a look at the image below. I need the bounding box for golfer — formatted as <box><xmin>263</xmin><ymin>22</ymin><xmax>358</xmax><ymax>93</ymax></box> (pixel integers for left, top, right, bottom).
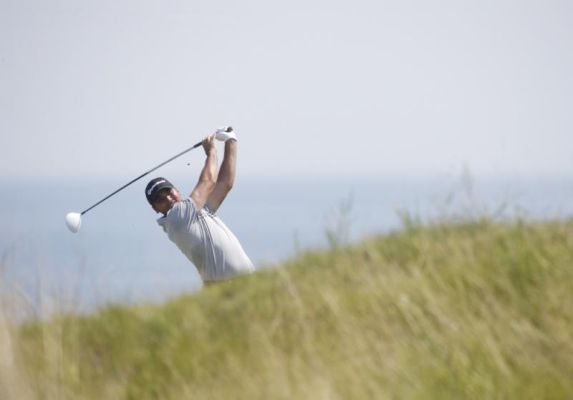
<box><xmin>145</xmin><ymin>130</ymin><xmax>254</xmax><ymax>285</ymax></box>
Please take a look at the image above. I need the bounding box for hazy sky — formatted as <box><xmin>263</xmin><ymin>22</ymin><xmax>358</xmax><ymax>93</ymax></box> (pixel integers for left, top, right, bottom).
<box><xmin>1</xmin><ymin>0</ymin><xmax>572</xmax><ymax>180</ymax></box>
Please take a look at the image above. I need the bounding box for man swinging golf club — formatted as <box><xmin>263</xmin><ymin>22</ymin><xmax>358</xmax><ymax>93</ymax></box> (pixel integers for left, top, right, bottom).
<box><xmin>145</xmin><ymin>129</ymin><xmax>254</xmax><ymax>286</ymax></box>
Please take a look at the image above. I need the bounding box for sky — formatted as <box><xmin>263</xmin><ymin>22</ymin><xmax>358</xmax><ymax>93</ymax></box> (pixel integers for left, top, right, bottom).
<box><xmin>1</xmin><ymin>0</ymin><xmax>572</xmax><ymax>180</ymax></box>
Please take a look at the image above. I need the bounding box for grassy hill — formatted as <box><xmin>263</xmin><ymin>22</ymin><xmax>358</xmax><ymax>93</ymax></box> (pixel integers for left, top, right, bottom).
<box><xmin>1</xmin><ymin>217</ymin><xmax>573</xmax><ymax>399</ymax></box>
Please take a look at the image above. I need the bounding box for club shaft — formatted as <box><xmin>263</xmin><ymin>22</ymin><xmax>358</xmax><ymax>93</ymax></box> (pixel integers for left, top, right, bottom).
<box><xmin>80</xmin><ymin>141</ymin><xmax>203</xmax><ymax>215</ymax></box>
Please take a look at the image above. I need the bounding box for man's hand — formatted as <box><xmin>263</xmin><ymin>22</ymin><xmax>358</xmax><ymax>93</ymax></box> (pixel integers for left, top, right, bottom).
<box><xmin>202</xmin><ymin>134</ymin><xmax>217</xmax><ymax>155</ymax></box>
<box><xmin>215</xmin><ymin>127</ymin><xmax>237</xmax><ymax>142</ymax></box>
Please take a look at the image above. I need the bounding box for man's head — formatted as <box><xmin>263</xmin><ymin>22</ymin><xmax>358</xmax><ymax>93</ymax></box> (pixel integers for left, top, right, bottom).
<box><xmin>145</xmin><ymin>177</ymin><xmax>182</xmax><ymax>214</ymax></box>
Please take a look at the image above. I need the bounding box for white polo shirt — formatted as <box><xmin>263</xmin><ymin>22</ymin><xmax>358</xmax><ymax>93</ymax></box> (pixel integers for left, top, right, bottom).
<box><xmin>157</xmin><ymin>198</ymin><xmax>254</xmax><ymax>283</ymax></box>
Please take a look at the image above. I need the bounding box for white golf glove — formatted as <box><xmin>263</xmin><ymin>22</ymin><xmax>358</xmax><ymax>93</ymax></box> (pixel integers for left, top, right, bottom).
<box><xmin>215</xmin><ymin>126</ymin><xmax>237</xmax><ymax>142</ymax></box>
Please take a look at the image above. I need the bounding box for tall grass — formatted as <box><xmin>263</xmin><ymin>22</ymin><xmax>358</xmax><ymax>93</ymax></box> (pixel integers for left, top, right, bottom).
<box><xmin>1</xmin><ymin>217</ymin><xmax>572</xmax><ymax>399</ymax></box>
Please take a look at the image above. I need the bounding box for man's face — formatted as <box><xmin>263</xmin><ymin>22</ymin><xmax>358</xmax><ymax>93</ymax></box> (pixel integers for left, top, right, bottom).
<box><xmin>151</xmin><ymin>188</ymin><xmax>182</xmax><ymax>214</ymax></box>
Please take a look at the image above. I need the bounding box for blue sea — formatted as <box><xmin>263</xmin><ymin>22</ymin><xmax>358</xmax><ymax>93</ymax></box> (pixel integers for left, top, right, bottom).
<box><xmin>1</xmin><ymin>175</ymin><xmax>571</xmax><ymax>316</ymax></box>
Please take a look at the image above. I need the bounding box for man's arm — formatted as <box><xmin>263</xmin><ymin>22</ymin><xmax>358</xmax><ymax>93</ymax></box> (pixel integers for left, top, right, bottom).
<box><xmin>190</xmin><ymin>135</ymin><xmax>218</xmax><ymax>210</ymax></box>
<box><xmin>206</xmin><ymin>139</ymin><xmax>237</xmax><ymax>212</ymax></box>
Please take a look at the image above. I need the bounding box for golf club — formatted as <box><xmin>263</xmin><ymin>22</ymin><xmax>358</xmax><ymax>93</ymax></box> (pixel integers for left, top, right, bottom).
<box><xmin>65</xmin><ymin>126</ymin><xmax>233</xmax><ymax>233</ymax></box>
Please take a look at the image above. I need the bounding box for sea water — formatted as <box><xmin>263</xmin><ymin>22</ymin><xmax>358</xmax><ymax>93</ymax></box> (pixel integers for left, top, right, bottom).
<box><xmin>0</xmin><ymin>176</ymin><xmax>571</xmax><ymax>315</ymax></box>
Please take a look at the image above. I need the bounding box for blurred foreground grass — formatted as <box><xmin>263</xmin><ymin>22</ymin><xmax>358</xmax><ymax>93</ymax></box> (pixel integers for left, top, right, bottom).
<box><xmin>1</xmin><ymin>217</ymin><xmax>572</xmax><ymax>399</ymax></box>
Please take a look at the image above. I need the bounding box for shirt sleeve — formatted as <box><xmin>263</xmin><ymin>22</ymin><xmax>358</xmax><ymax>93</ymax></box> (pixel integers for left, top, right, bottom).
<box><xmin>203</xmin><ymin>204</ymin><xmax>217</xmax><ymax>216</ymax></box>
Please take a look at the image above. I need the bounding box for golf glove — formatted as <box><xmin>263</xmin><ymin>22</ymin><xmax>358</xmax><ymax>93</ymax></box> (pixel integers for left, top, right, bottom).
<box><xmin>215</xmin><ymin>126</ymin><xmax>237</xmax><ymax>142</ymax></box>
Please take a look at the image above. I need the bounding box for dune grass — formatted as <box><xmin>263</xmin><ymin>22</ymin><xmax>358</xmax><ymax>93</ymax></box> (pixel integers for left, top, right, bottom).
<box><xmin>1</xmin><ymin>217</ymin><xmax>573</xmax><ymax>399</ymax></box>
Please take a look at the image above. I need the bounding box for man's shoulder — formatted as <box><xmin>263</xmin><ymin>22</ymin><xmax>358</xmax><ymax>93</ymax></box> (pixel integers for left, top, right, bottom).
<box><xmin>168</xmin><ymin>198</ymin><xmax>200</xmax><ymax>219</ymax></box>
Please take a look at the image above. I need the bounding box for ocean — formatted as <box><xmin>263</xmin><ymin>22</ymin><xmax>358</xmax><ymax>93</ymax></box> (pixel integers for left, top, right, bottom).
<box><xmin>1</xmin><ymin>175</ymin><xmax>571</xmax><ymax>316</ymax></box>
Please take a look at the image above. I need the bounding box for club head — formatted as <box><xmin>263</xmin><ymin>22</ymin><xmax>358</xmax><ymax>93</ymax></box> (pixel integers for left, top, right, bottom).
<box><xmin>65</xmin><ymin>212</ymin><xmax>82</xmax><ymax>233</ymax></box>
